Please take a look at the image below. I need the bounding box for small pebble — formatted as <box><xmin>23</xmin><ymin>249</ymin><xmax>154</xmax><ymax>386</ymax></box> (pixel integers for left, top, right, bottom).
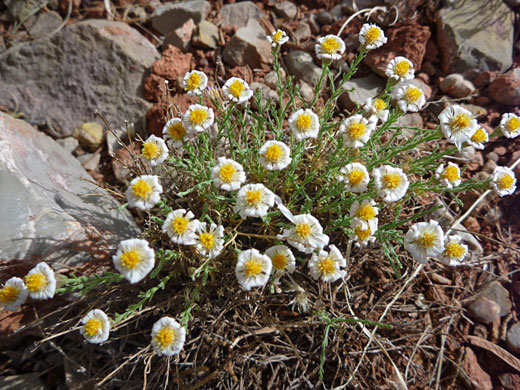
<box><xmin>468</xmin><ymin>296</ymin><xmax>500</xmax><ymax>324</ymax></box>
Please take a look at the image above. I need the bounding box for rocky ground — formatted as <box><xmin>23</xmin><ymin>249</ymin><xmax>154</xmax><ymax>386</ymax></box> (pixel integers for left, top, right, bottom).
<box><xmin>1</xmin><ymin>0</ymin><xmax>520</xmax><ymax>389</ymax></box>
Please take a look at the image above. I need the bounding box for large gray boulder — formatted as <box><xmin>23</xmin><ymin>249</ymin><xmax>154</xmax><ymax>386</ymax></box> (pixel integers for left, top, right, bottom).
<box><xmin>0</xmin><ymin>20</ymin><xmax>159</xmax><ymax>137</ymax></box>
<box><xmin>0</xmin><ymin>113</ymin><xmax>140</xmax><ymax>266</ymax></box>
<box><xmin>436</xmin><ymin>0</ymin><xmax>514</xmax><ymax>75</ymax></box>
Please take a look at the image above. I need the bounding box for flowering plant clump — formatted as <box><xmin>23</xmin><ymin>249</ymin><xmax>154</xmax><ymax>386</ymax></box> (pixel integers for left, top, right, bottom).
<box><xmin>4</xmin><ymin>22</ymin><xmax>518</xmax><ymax>387</ymax></box>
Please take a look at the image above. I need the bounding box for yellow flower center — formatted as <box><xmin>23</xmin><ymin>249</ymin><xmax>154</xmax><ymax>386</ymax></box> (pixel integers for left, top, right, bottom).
<box><xmin>265</xmin><ymin>144</ymin><xmax>283</xmax><ymax>162</ymax></box>
<box><xmin>497</xmin><ymin>174</ymin><xmax>514</xmax><ymax>190</ymax></box>
<box><xmin>199</xmin><ymin>233</ymin><xmax>215</xmax><ymax>249</ymax></box>
<box><xmin>273</xmin><ymin>30</ymin><xmax>283</xmax><ymax>42</ymax></box>
<box><xmin>444</xmin><ymin>242</ymin><xmax>465</xmax><ymax>259</ymax></box>
<box><xmin>318</xmin><ymin>257</ymin><xmax>336</xmax><ymax>276</ymax></box>
<box><xmin>471</xmin><ymin>128</ymin><xmax>487</xmax><ymax>143</ymax></box>
<box><xmin>84</xmin><ymin>318</ymin><xmax>103</xmax><ymax>337</ymax></box>
<box><xmin>296</xmin><ymin>113</ymin><xmax>312</xmax><ymax>132</ymax></box>
<box><xmin>172</xmin><ymin>216</ymin><xmax>189</xmax><ymax>235</ymax></box>
<box><xmin>219</xmin><ymin>163</ymin><xmax>236</xmax><ymax>183</ymax></box>
<box><xmin>441</xmin><ymin>166</ymin><xmax>460</xmax><ymax>182</ymax></box>
<box><xmin>142</xmin><ymin>141</ymin><xmax>161</xmax><ymax>160</ymax></box>
<box><xmin>271</xmin><ymin>253</ymin><xmax>287</xmax><ymax>271</ymax></box>
<box><xmin>357</xmin><ymin>205</ymin><xmax>376</xmax><ymax>221</ymax></box>
<box><xmin>506</xmin><ymin>117</ymin><xmax>520</xmax><ymax>132</ymax></box>
<box><xmin>131</xmin><ymin>179</ymin><xmax>153</xmax><ymax>200</ymax></box>
<box><xmin>394</xmin><ymin>60</ymin><xmax>410</xmax><ymax>77</ymax></box>
<box><xmin>120</xmin><ymin>250</ymin><xmax>142</xmax><ymax>270</ymax></box>
<box><xmin>348</xmin><ymin>122</ymin><xmax>366</xmax><ymax>139</ymax></box>
<box><xmin>155</xmin><ymin>327</ymin><xmax>176</xmax><ymax>349</ymax></box>
<box><xmin>229</xmin><ymin>80</ymin><xmax>245</xmax><ymax>99</ymax></box>
<box><xmin>244</xmin><ymin>259</ymin><xmax>263</xmax><ymax>277</ymax></box>
<box><xmin>186</xmin><ymin>72</ymin><xmax>202</xmax><ymax>91</ymax></box>
<box><xmin>404</xmin><ymin>87</ymin><xmax>422</xmax><ymax>103</ymax></box>
<box><xmin>450</xmin><ymin>113</ymin><xmax>470</xmax><ymax>130</ymax></box>
<box><xmin>322</xmin><ymin>37</ymin><xmax>341</xmax><ymax>54</ymax></box>
<box><xmin>418</xmin><ymin>232</ymin><xmax>437</xmax><ymax>248</ymax></box>
<box><xmin>348</xmin><ymin>169</ymin><xmax>365</xmax><ymax>186</ymax></box>
<box><xmin>373</xmin><ymin>98</ymin><xmax>387</xmax><ymax>110</ymax></box>
<box><xmin>245</xmin><ymin>189</ymin><xmax>262</xmax><ymax>206</ymax></box>
<box><xmin>168</xmin><ymin>123</ymin><xmax>186</xmax><ymax>141</ymax></box>
<box><xmin>26</xmin><ymin>273</ymin><xmax>47</xmax><ymax>292</ymax></box>
<box><xmin>383</xmin><ymin>173</ymin><xmax>402</xmax><ymax>189</ymax></box>
<box><xmin>365</xmin><ymin>26</ymin><xmax>381</xmax><ymax>44</ymax></box>
<box><xmin>0</xmin><ymin>286</ymin><xmax>20</xmax><ymax>303</ymax></box>
<box><xmin>295</xmin><ymin>223</ymin><xmax>311</xmax><ymax>239</ymax></box>
<box><xmin>355</xmin><ymin>227</ymin><xmax>371</xmax><ymax>241</ymax></box>
<box><xmin>189</xmin><ymin>108</ymin><xmax>208</xmax><ymax>125</ymax></box>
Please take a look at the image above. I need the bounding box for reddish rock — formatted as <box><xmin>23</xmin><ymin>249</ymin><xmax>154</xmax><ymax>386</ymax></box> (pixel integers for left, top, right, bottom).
<box><xmin>462</xmin><ymin>347</ymin><xmax>493</xmax><ymax>390</ymax></box>
<box><xmin>163</xmin><ymin>18</ymin><xmax>195</xmax><ymax>52</ymax></box>
<box><xmin>151</xmin><ymin>44</ymin><xmax>193</xmax><ymax>81</ymax></box>
<box><xmin>464</xmin><ymin>216</ymin><xmax>480</xmax><ymax>233</ymax></box>
<box><xmin>488</xmin><ymin>68</ymin><xmax>520</xmax><ymax>106</ymax></box>
<box><xmin>473</xmin><ymin>71</ymin><xmax>498</xmax><ymax>89</ymax></box>
<box><xmin>365</xmin><ymin>21</ymin><xmax>431</xmax><ymax>77</ymax></box>
<box><xmin>146</xmin><ymin>103</ymin><xmax>167</xmax><ymax>137</ymax></box>
<box><xmin>472</xmin><ymin>96</ymin><xmax>491</xmax><ymax>106</ymax></box>
<box><xmin>422</xmin><ymin>61</ymin><xmax>438</xmax><ymax>76</ymax></box>
<box><xmin>143</xmin><ymin>74</ymin><xmax>166</xmax><ymax>102</ymax></box>
<box><xmin>112</xmin><ymin>143</ymin><xmax>140</xmax><ymax>183</ymax></box>
<box><xmin>424</xmin><ymin>38</ymin><xmax>439</xmax><ymax>63</ymax></box>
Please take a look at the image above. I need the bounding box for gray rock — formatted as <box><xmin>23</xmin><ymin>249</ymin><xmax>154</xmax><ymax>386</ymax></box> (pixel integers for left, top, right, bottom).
<box><xmin>440</xmin><ymin>74</ymin><xmax>475</xmax><ymax>98</ymax></box>
<box><xmin>487</xmin><ymin>152</ymin><xmax>499</xmax><ymax>162</ymax></box>
<box><xmin>458</xmin><ymin>146</ymin><xmax>476</xmax><ymax>161</ymax></box>
<box><xmin>107</xmin><ymin>125</ymin><xmax>136</xmax><ymax>156</ymax></box>
<box><xmin>222</xmin><ymin>19</ymin><xmax>272</xmax><ymax>68</ymax></box>
<box><xmin>338</xmin><ymin>73</ymin><xmax>384</xmax><ymax>111</ymax></box>
<box><xmin>397</xmin><ymin>113</ymin><xmax>423</xmax><ymax>129</ymax></box>
<box><xmin>0</xmin><ymin>373</ymin><xmax>47</xmax><ymax>390</ymax></box>
<box><xmin>5</xmin><ymin>0</ymin><xmax>47</xmax><ymax>23</ymax></box>
<box><xmin>308</xmin><ymin>14</ymin><xmax>320</xmax><ymax>35</ymax></box>
<box><xmin>220</xmin><ymin>1</ymin><xmax>265</xmax><ymax>29</ymax></box>
<box><xmin>151</xmin><ymin>0</ymin><xmax>210</xmax><ymax>36</ymax></box>
<box><xmin>483</xmin><ymin>159</ymin><xmax>497</xmax><ymax>174</ymax></box>
<box><xmin>25</xmin><ymin>11</ymin><xmax>62</xmax><ymax>39</ymax></box>
<box><xmin>192</xmin><ymin>20</ymin><xmax>219</xmax><ymax>50</ymax></box>
<box><xmin>77</xmin><ymin>152</ymin><xmax>101</xmax><ymax>171</ymax></box>
<box><xmin>163</xmin><ymin>18</ymin><xmax>195</xmax><ymax>51</ymax></box>
<box><xmin>436</xmin><ymin>0</ymin><xmax>514</xmax><ymax>75</ymax></box>
<box><xmin>468</xmin><ymin>296</ymin><xmax>500</xmax><ymax>324</ymax></box>
<box><xmin>56</xmin><ymin>137</ymin><xmax>79</xmax><ymax>154</ymax></box>
<box><xmin>297</xmin><ymin>81</ymin><xmax>314</xmax><ymax>103</ymax></box>
<box><xmin>284</xmin><ymin>50</ymin><xmax>322</xmax><ymax>87</ymax></box>
<box><xmin>293</xmin><ymin>22</ymin><xmax>311</xmax><ymax>43</ymax></box>
<box><xmin>72</xmin><ymin>122</ymin><xmax>104</xmax><ymax>151</ymax></box>
<box><xmin>316</xmin><ymin>10</ymin><xmax>333</xmax><ymax>25</ymax></box>
<box><xmin>506</xmin><ymin>323</ymin><xmax>520</xmax><ymax>353</ymax></box>
<box><xmin>330</xmin><ymin>4</ymin><xmax>344</xmax><ymax>21</ymax></box>
<box><xmin>480</xmin><ymin>281</ymin><xmax>511</xmax><ymax>317</ymax></box>
<box><xmin>0</xmin><ymin>20</ymin><xmax>159</xmax><ymax>137</ymax></box>
<box><xmin>249</xmin><ymin>82</ymin><xmax>279</xmax><ymax>110</ymax></box>
<box><xmin>0</xmin><ymin>113</ymin><xmax>140</xmax><ymax>266</ymax></box>
<box><xmin>264</xmin><ymin>69</ymin><xmax>285</xmax><ymax>90</ymax></box>
<box><xmin>274</xmin><ymin>1</ymin><xmax>297</xmax><ymax>19</ymax></box>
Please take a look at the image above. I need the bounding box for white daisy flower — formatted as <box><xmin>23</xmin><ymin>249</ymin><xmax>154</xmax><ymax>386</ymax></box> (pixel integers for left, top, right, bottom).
<box><xmin>499</xmin><ymin>113</ymin><xmax>520</xmax><ymax>139</ymax></box>
<box><xmin>467</xmin><ymin>127</ymin><xmax>488</xmax><ymax>150</ymax></box>
<box><xmin>162</xmin><ymin>209</ymin><xmax>199</xmax><ymax>245</ymax></box>
<box><xmin>435</xmin><ymin>162</ymin><xmax>461</xmax><ymax>189</ymax></box>
<box><xmin>113</xmin><ymin>239</ymin><xmax>155</xmax><ymax>284</ymax></box>
<box><xmin>233</xmin><ymin>183</ymin><xmax>275</xmax><ymax>218</ymax></box>
<box><xmin>440</xmin><ymin>235</ymin><xmax>468</xmax><ymax>265</ymax></box>
<box><xmin>141</xmin><ymin>135</ymin><xmax>169</xmax><ymax>166</ymax></box>
<box><xmin>288</xmin><ymin>109</ymin><xmax>320</xmax><ymax>141</ymax></box>
<box><xmin>258</xmin><ymin>140</ymin><xmax>291</xmax><ymax>171</ymax></box>
<box><xmin>162</xmin><ymin>118</ymin><xmax>189</xmax><ymax>147</ymax></box>
<box><xmin>373</xmin><ymin>165</ymin><xmax>409</xmax><ymax>202</ymax></box>
<box><xmin>222</xmin><ymin>77</ymin><xmax>254</xmax><ymax>104</ymax></box>
<box><xmin>151</xmin><ymin>317</ymin><xmax>186</xmax><ymax>357</ymax></box>
<box><xmin>395</xmin><ymin>84</ymin><xmax>426</xmax><ymax>113</ymax></box>
<box><xmin>211</xmin><ymin>157</ymin><xmax>246</xmax><ymax>191</ymax></box>
<box><xmin>359</xmin><ymin>23</ymin><xmax>387</xmax><ymax>50</ymax></box>
<box><xmin>183</xmin><ymin>70</ymin><xmax>208</xmax><ymax>96</ymax></box>
<box><xmin>364</xmin><ymin>97</ymin><xmax>389</xmax><ymax>123</ymax></box>
<box><xmin>278</xmin><ymin>214</ymin><xmax>329</xmax><ymax>254</ymax></box>
<box><xmin>265</xmin><ymin>245</ymin><xmax>296</xmax><ymax>281</ymax></box>
<box><xmin>350</xmin><ymin>218</ymin><xmax>378</xmax><ymax>246</ymax></box>
<box><xmin>315</xmin><ymin>34</ymin><xmax>345</xmax><ymax>61</ymax></box>
<box><xmin>490</xmin><ymin>166</ymin><xmax>517</xmax><ymax>197</ymax></box>
<box><xmin>267</xmin><ymin>29</ymin><xmax>289</xmax><ymax>47</ymax></box>
<box><xmin>125</xmin><ymin>175</ymin><xmax>163</xmax><ymax>210</ymax></box>
<box><xmin>183</xmin><ymin>104</ymin><xmax>215</xmax><ymax>133</ymax></box>
<box><xmin>337</xmin><ymin>162</ymin><xmax>370</xmax><ymax>193</ymax></box>
<box><xmin>0</xmin><ymin>277</ymin><xmax>28</xmax><ymax>312</ymax></box>
<box><xmin>308</xmin><ymin>245</ymin><xmax>346</xmax><ymax>283</ymax></box>
<box><xmin>194</xmin><ymin>222</ymin><xmax>225</xmax><ymax>258</ymax></box>
<box><xmin>235</xmin><ymin>249</ymin><xmax>272</xmax><ymax>291</ymax></box>
<box><xmin>25</xmin><ymin>262</ymin><xmax>56</xmax><ymax>300</ymax></box>
<box><xmin>404</xmin><ymin>220</ymin><xmax>445</xmax><ymax>264</ymax></box>
<box><xmin>339</xmin><ymin>114</ymin><xmax>376</xmax><ymax>148</ymax></box>
<box><xmin>385</xmin><ymin>56</ymin><xmax>414</xmax><ymax>82</ymax></box>
<box><xmin>80</xmin><ymin>309</ymin><xmax>110</xmax><ymax>344</ymax></box>
<box><xmin>439</xmin><ymin>105</ymin><xmax>478</xmax><ymax>150</ymax></box>
<box><xmin>350</xmin><ymin>199</ymin><xmax>379</xmax><ymax>223</ymax></box>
